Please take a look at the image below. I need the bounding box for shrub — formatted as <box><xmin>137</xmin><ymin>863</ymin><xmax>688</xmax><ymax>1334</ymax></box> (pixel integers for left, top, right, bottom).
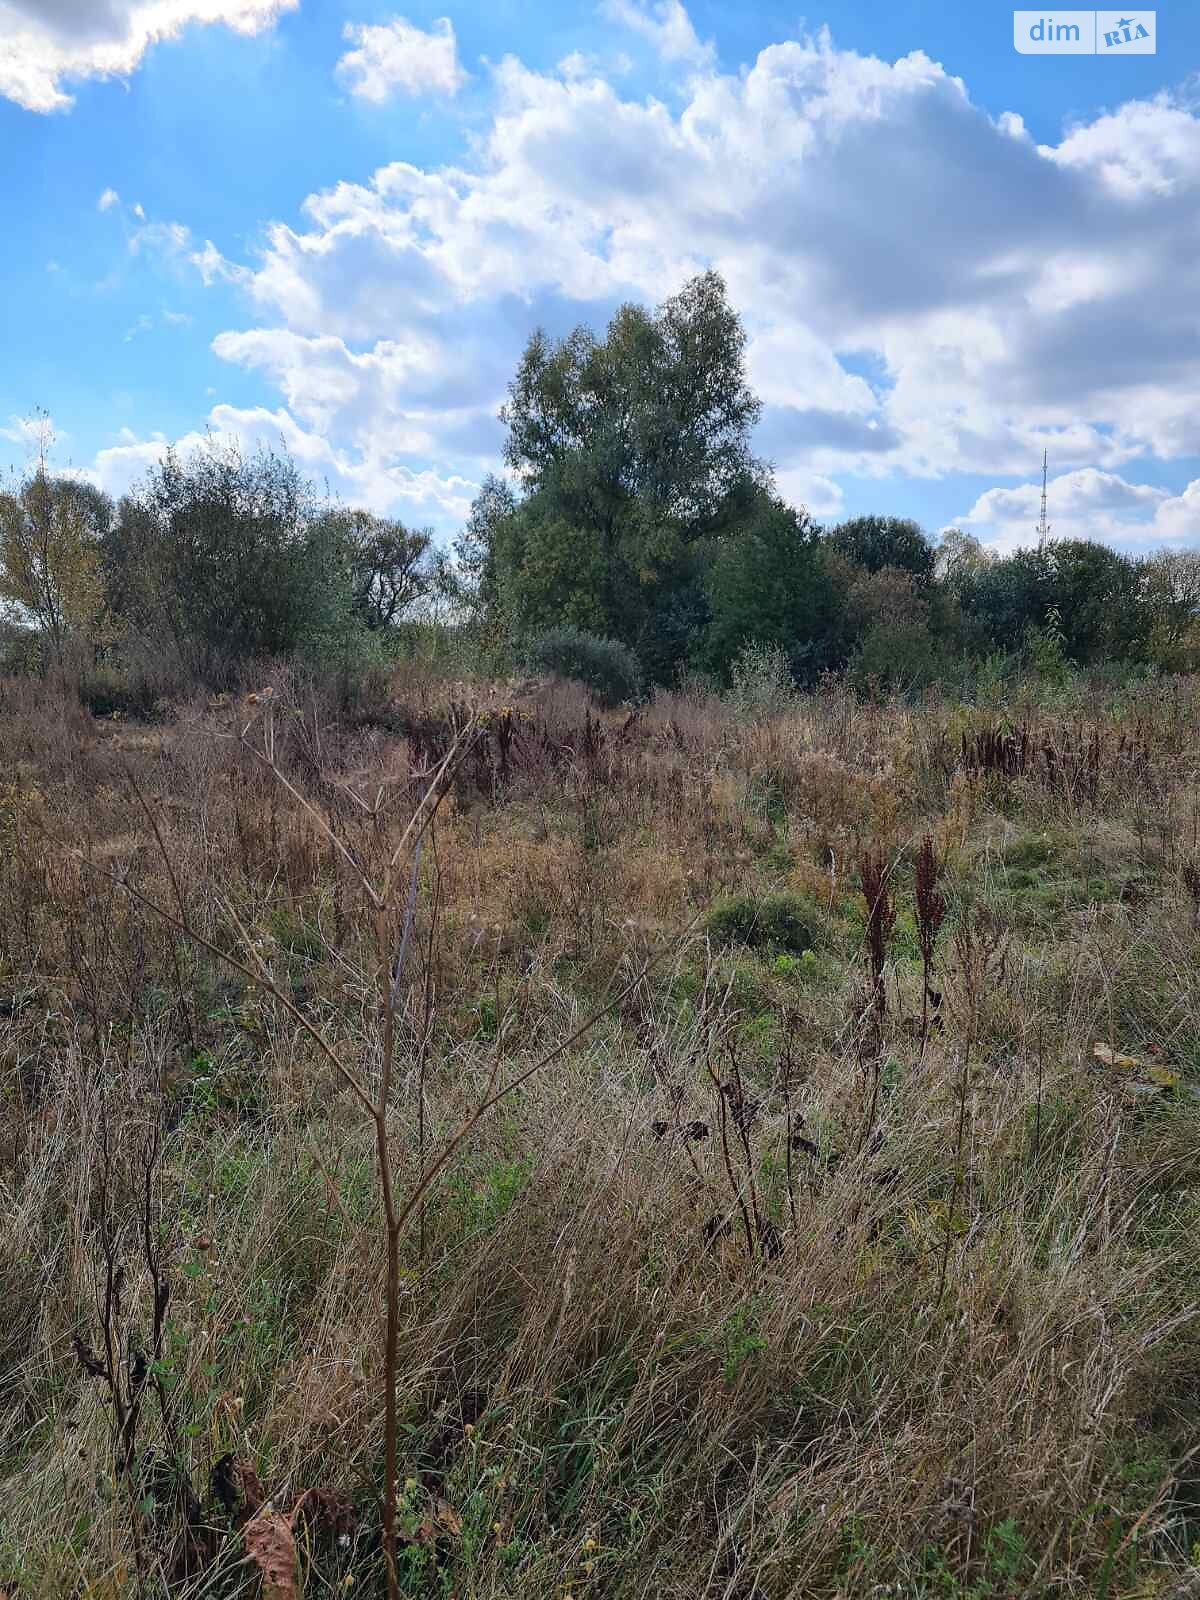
<box><xmin>705</xmin><ymin>891</ymin><xmax>819</xmax><ymax>954</ymax></box>
<box><xmin>526</xmin><ymin>626</ymin><xmax>642</xmax><ymax>707</ymax></box>
<box><xmin>726</xmin><ymin>640</ymin><xmax>796</xmax><ymax>719</ymax></box>
<box><xmin>0</xmin><ymin>619</ymin><xmax>40</xmax><ymax>675</ymax></box>
<box><xmin>850</xmin><ymin>620</ymin><xmax>946</xmax><ymax>696</ymax></box>
<box><xmin>109</xmin><ymin>439</ymin><xmax>361</xmax><ymax>678</ymax></box>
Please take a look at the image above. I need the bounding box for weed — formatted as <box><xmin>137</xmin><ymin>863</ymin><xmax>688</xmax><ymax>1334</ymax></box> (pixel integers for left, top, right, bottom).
<box><xmin>705</xmin><ymin>891</ymin><xmax>819</xmax><ymax>954</ymax></box>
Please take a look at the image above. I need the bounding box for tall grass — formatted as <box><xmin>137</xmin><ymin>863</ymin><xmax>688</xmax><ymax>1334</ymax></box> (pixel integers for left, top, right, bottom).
<box><xmin>2</xmin><ymin>664</ymin><xmax>1200</xmax><ymax>1596</ymax></box>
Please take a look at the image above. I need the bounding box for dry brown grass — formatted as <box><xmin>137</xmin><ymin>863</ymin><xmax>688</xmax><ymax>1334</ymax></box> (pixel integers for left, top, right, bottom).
<box><xmin>2</xmin><ymin>665</ymin><xmax>1200</xmax><ymax>1598</ymax></box>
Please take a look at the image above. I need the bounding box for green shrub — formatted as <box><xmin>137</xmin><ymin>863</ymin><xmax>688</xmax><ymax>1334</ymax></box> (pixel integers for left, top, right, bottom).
<box><xmin>850</xmin><ymin>620</ymin><xmax>946</xmax><ymax>695</ymax></box>
<box><xmin>725</xmin><ymin>640</ymin><xmax>796</xmax><ymax>719</ymax></box>
<box><xmin>705</xmin><ymin>892</ymin><xmax>818</xmax><ymax>954</ymax></box>
<box><xmin>527</xmin><ymin>626</ymin><xmax>642</xmax><ymax>707</ymax></box>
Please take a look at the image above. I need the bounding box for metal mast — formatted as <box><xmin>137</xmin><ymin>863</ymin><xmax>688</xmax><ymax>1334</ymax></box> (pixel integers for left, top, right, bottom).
<box><xmin>1036</xmin><ymin>449</ymin><xmax>1051</xmax><ymax>549</ymax></box>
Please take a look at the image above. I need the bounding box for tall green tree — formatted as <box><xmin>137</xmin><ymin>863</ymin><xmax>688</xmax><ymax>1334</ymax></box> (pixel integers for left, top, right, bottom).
<box><xmin>957</xmin><ymin>544</ymin><xmax>1057</xmax><ymax>648</ymax></box>
<box><xmin>317</xmin><ymin>509</ymin><xmax>435</xmax><ymax>631</ymax></box>
<box><xmin>1139</xmin><ymin>548</ymin><xmax>1200</xmax><ymax>668</ymax></box>
<box><xmin>959</xmin><ymin>539</ymin><xmax>1144</xmax><ymax>665</ymax></box>
<box><xmin>452</xmin><ymin>472</ymin><xmax>516</xmax><ymax>621</ymax></box>
<box><xmin>492</xmin><ymin>270</ymin><xmax>764</xmax><ymax>666</ymax></box>
<box><xmin>827</xmin><ymin>515</ymin><xmax>937</xmax><ymax>584</ymax></box>
<box><xmin>1050</xmin><ymin>540</ymin><xmax>1143</xmax><ymax>662</ymax></box>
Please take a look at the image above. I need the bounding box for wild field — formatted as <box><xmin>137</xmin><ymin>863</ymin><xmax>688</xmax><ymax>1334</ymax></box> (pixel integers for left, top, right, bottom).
<box><xmin>4</xmin><ymin>664</ymin><xmax>1200</xmax><ymax>1599</ymax></box>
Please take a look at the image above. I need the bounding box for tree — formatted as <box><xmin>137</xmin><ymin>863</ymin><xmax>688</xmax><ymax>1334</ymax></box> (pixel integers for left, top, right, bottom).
<box><xmin>845</xmin><ymin>565</ymin><xmax>929</xmax><ymax>635</ymax></box>
<box><xmin>320</xmin><ymin>510</ymin><xmax>435</xmax><ymax>631</ymax></box>
<box><xmin>958</xmin><ymin>545</ymin><xmax>1056</xmax><ymax>649</ymax></box>
<box><xmin>1049</xmin><ymin>539</ymin><xmax>1144</xmax><ymax>663</ymax></box>
<box><xmin>452</xmin><ymin>473</ymin><xmax>517</xmax><ymax>620</ymax></box>
<box><xmin>851</xmin><ymin>619</ymin><xmax>947</xmax><ymax>695</ymax></box>
<box><xmin>113</xmin><ymin>439</ymin><xmax>354</xmax><ymax>674</ymax></box>
<box><xmin>0</xmin><ymin>467</ymin><xmax>115</xmax><ymax>666</ymax></box>
<box><xmin>936</xmin><ymin>528</ymin><xmax>992</xmax><ymax>587</ymax></box>
<box><xmin>827</xmin><ymin>515</ymin><xmax>937</xmax><ymax>584</ymax></box>
<box><xmin>495</xmin><ymin>270</ymin><xmax>764</xmax><ymax>663</ymax></box>
<box><xmin>489</xmin><ymin>496</ymin><xmax>610</xmax><ymax>637</ymax></box>
<box><xmin>103</xmin><ymin>492</ymin><xmax>181</xmax><ymax>647</ymax></box>
<box><xmin>959</xmin><ymin>539</ymin><xmax>1144</xmax><ymax>665</ymax></box>
<box><xmin>502</xmin><ymin>271</ymin><xmax>761</xmax><ymax>526</ymax></box>
<box><xmin>702</xmin><ymin>497</ymin><xmax>837</xmax><ymax>681</ymax></box>
<box><xmin>1139</xmin><ymin>548</ymin><xmax>1200</xmax><ymax>668</ymax></box>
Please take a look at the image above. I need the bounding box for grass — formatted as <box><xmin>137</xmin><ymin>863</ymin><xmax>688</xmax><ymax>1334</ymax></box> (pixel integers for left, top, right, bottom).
<box><xmin>2</xmin><ymin>662</ymin><xmax>1200</xmax><ymax>1595</ymax></box>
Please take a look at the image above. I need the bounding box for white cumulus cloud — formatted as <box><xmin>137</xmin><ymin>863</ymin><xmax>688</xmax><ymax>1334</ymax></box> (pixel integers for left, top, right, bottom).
<box><xmin>955</xmin><ymin>469</ymin><xmax>1200</xmax><ymax>552</ymax></box>
<box><xmin>89</xmin><ymin>405</ymin><xmax>479</xmax><ymax>525</ymax></box>
<box><xmin>599</xmin><ymin>0</ymin><xmax>713</xmax><ymax>68</ymax></box>
<box><xmin>336</xmin><ymin>15</ymin><xmax>466</xmax><ymax>103</ymax></box>
<box><xmin>93</xmin><ymin>11</ymin><xmax>1200</xmax><ymax>547</ymax></box>
<box><xmin>1</xmin><ymin>0</ymin><xmax>297</xmax><ymax>113</ymax></box>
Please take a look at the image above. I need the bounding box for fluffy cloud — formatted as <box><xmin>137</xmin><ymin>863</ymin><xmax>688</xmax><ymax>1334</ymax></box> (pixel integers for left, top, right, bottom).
<box><xmin>214</xmin><ymin>39</ymin><xmax>1193</xmax><ymax>492</ymax></box>
<box><xmin>89</xmin><ymin>405</ymin><xmax>479</xmax><ymax>524</ymax></box>
<box><xmin>955</xmin><ymin>469</ymin><xmax>1200</xmax><ymax>552</ymax></box>
<box><xmin>599</xmin><ymin>0</ymin><xmax>713</xmax><ymax>68</ymax></box>
<box><xmin>210</xmin><ymin>326</ymin><xmax>505</xmax><ymax>455</ymax></box>
<box><xmin>1</xmin><ymin>0</ymin><xmax>296</xmax><ymax>113</ymax></box>
<box><xmin>336</xmin><ymin>15</ymin><xmax>466</xmax><ymax>103</ymax></box>
<box><xmin>102</xmin><ymin>13</ymin><xmax>1200</xmax><ymax>546</ymax></box>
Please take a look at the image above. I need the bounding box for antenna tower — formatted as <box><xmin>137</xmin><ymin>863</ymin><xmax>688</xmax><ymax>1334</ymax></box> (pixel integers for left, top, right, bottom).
<box><xmin>1036</xmin><ymin>449</ymin><xmax>1051</xmax><ymax>549</ymax></box>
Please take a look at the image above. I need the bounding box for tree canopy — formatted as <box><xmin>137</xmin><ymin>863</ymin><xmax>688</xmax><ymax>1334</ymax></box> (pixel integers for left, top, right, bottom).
<box><xmin>4</xmin><ymin>279</ymin><xmax>1191</xmax><ymax>699</ymax></box>
<box><xmin>0</xmin><ymin>469</ymin><xmax>113</xmax><ymax>665</ymax></box>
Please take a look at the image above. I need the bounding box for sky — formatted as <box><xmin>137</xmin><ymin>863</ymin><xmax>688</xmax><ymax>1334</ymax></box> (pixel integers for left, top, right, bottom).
<box><xmin>1</xmin><ymin>0</ymin><xmax>1198</xmax><ymax>553</ymax></box>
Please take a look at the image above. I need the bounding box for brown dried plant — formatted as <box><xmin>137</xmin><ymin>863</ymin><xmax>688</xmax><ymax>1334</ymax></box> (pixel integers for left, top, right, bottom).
<box><xmin>913</xmin><ymin>834</ymin><xmax>946</xmax><ymax>1057</ymax></box>
<box><xmin>857</xmin><ymin>846</ymin><xmax>896</xmax><ymax>1145</ymax></box>
<box><xmin>83</xmin><ymin>695</ymin><xmax>690</xmax><ymax>1598</ymax></box>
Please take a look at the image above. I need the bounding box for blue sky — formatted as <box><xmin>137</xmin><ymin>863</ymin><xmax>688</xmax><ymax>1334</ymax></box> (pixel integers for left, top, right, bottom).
<box><xmin>2</xmin><ymin>0</ymin><xmax>1198</xmax><ymax>550</ymax></box>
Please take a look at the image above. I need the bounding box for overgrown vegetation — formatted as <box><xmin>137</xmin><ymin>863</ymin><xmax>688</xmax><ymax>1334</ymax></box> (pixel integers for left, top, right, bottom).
<box><xmin>5</xmin><ymin>275</ymin><xmax>1200</xmax><ymax>1597</ymax></box>
<box><xmin>6</xmin><ymin>277</ymin><xmax>1200</xmax><ymax>708</ymax></box>
<box><xmin>3</xmin><ymin>662</ymin><xmax>1200</xmax><ymax>1596</ymax></box>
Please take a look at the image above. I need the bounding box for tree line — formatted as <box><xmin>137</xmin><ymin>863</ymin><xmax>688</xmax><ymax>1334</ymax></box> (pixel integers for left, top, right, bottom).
<box><xmin>4</xmin><ymin>273</ymin><xmax>1199</xmax><ymax>701</ymax></box>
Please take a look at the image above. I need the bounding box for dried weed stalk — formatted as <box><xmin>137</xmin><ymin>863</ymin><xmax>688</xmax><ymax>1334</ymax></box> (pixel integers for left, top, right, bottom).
<box><xmin>913</xmin><ymin>833</ymin><xmax>946</xmax><ymax>1057</ymax></box>
<box><xmin>86</xmin><ymin>697</ymin><xmax>688</xmax><ymax>1597</ymax></box>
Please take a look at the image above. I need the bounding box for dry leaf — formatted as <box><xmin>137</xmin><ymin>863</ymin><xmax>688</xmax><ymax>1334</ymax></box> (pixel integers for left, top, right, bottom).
<box><xmin>435</xmin><ymin>1499</ymin><xmax>462</xmax><ymax>1536</ymax></box>
<box><xmin>243</xmin><ymin>1507</ymin><xmax>298</xmax><ymax>1600</ymax></box>
<box><xmin>235</xmin><ymin>1461</ymin><xmax>266</xmax><ymax>1516</ymax></box>
<box><xmin>398</xmin><ymin>1497</ymin><xmax>463</xmax><ymax>1548</ymax></box>
<box><xmin>1092</xmin><ymin>1042</ymin><xmax>1182</xmax><ymax>1092</ymax></box>
<box><xmin>211</xmin><ymin>1453</ymin><xmax>267</xmax><ymax>1525</ymax></box>
<box><xmin>1092</xmin><ymin>1043</ymin><xmax>1142</xmax><ymax>1070</ymax></box>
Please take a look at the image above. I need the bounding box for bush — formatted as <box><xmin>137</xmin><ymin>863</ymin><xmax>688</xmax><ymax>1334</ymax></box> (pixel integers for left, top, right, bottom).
<box><xmin>850</xmin><ymin>620</ymin><xmax>946</xmax><ymax>696</ymax></box>
<box><xmin>725</xmin><ymin>640</ymin><xmax>796</xmax><ymax>719</ymax></box>
<box><xmin>705</xmin><ymin>892</ymin><xmax>819</xmax><ymax>954</ymax></box>
<box><xmin>0</xmin><ymin>619</ymin><xmax>40</xmax><ymax>675</ymax></box>
<box><xmin>526</xmin><ymin>626</ymin><xmax>642</xmax><ymax>707</ymax></box>
<box><xmin>73</xmin><ymin>636</ymin><xmax>202</xmax><ymax>720</ymax></box>
<box><xmin>108</xmin><ymin>440</ymin><xmax>361</xmax><ymax>679</ymax></box>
